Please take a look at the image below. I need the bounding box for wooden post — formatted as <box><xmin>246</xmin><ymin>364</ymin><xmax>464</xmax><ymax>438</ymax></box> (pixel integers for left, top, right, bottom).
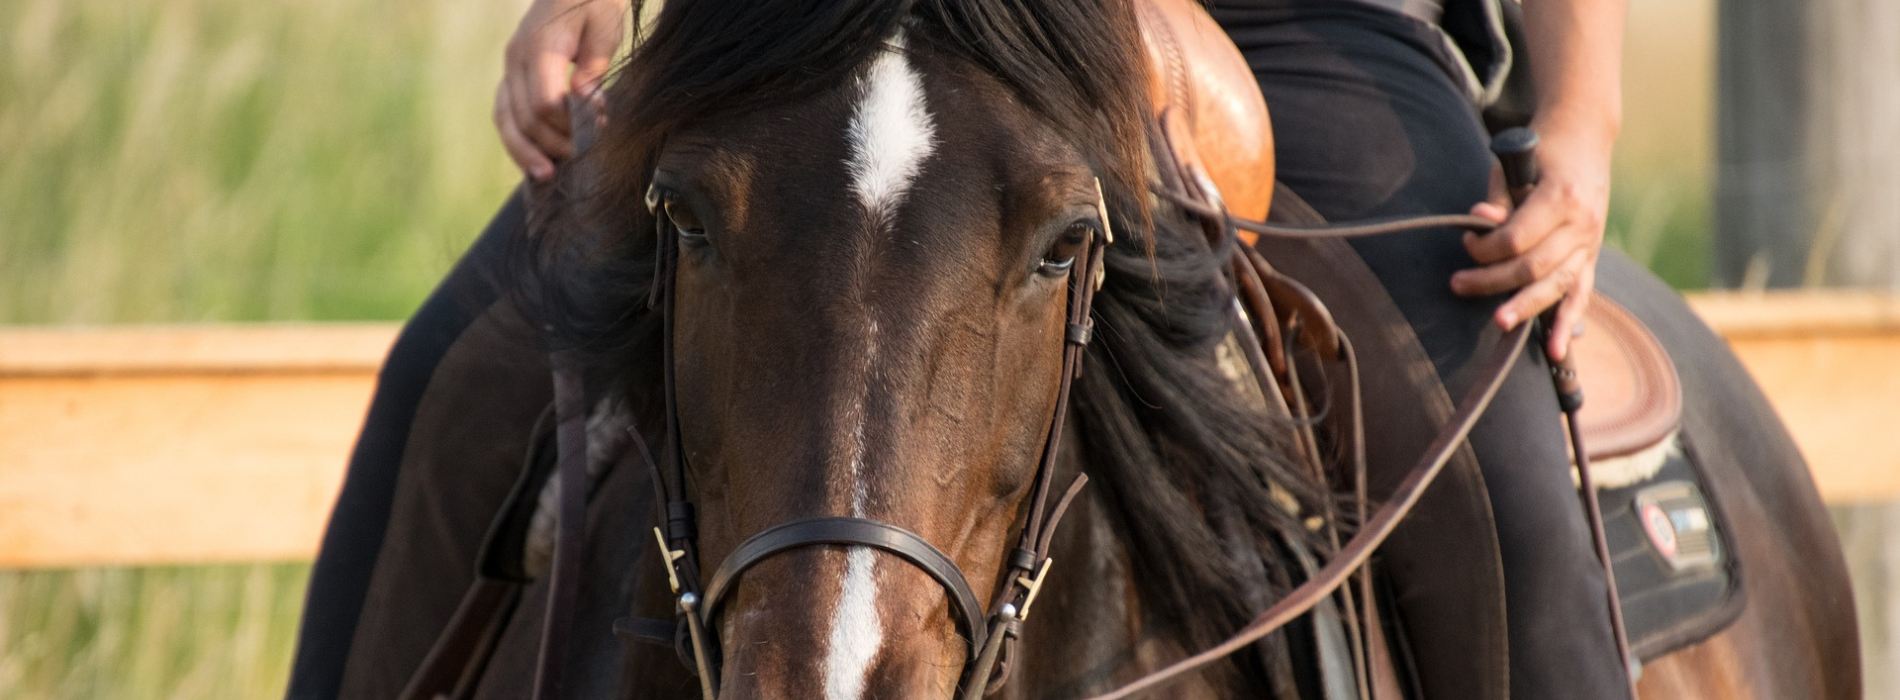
<box><xmin>1716</xmin><ymin>0</ymin><xmax>1900</xmax><ymax>289</ymax></box>
<box><xmin>1724</xmin><ymin>4</ymin><xmax>1900</xmax><ymax>689</ymax></box>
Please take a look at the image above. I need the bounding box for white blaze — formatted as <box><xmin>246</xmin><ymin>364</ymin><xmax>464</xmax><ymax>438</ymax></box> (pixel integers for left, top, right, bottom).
<box><xmin>824</xmin><ymin>35</ymin><xmax>935</xmax><ymax>700</ymax></box>
<box><xmin>826</xmin><ymin>547</ymin><xmax>883</xmax><ymax>700</ymax></box>
<box><xmin>846</xmin><ymin>35</ymin><xmax>937</xmax><ymax>228</ymax></box>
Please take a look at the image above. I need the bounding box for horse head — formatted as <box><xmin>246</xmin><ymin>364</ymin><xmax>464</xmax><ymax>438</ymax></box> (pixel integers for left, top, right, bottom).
<box><xmin>524</xmin><ymin>1</ymin><xmax>1319</xmax><ymax>696</ymax></box>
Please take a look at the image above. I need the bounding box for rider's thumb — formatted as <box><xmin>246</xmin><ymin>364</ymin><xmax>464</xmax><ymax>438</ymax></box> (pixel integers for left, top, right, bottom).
<box><xmin>570</xmin><ymin>19</ymin><xmax>619</xmax><ymax>98</ymax></box>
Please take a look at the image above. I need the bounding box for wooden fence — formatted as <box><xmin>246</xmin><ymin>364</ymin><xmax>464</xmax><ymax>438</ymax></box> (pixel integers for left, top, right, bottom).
<box><xmin>3</xmin><ymin>292</ymin><xmax>1897</xmax><ymax>569</ymax></box>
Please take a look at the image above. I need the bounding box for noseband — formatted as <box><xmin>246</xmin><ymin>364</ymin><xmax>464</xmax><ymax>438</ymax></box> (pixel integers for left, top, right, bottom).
<box><xmin>599</xmin><ymin>180</ymin><xmax>1115</xmax><ymax>698</ymax></box>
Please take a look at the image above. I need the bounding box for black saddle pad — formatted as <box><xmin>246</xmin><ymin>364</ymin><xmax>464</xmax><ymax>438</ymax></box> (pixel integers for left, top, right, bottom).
<box><xmin>1595</xmin><ymin>435</ymin><xmax>1745</xmax><ymax>660</ymax></box>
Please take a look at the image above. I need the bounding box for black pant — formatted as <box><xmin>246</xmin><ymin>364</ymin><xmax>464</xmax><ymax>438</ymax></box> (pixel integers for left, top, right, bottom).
<box><xmin>1212</xmin><ymin>2</ymin><xmax>1629</xmax><ymax>697</ymax></box>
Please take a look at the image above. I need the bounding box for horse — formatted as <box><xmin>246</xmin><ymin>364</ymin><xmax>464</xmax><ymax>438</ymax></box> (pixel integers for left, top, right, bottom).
<box><xmin>355</xmin><ymin>0</ymin><xmax>1858</xmax><ymax>697</ymax></box>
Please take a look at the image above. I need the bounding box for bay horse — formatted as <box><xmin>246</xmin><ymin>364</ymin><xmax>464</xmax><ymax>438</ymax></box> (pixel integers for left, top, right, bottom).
<box><xmin>391</xmin><ymin>0</ymin><xmax>1857</xmax><ymax>697</ymax></box>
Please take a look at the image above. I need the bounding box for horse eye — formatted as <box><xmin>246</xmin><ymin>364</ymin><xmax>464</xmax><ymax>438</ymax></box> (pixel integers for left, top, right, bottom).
<box><xmin>1036</xmin><ymin>222</ymin><xmax>1093</xmax><ymax>278</ymax></box>
<box><xmin>662</xmin><ymin>195</ymin><xmax>708</xmax><ymax>243</ymax></box>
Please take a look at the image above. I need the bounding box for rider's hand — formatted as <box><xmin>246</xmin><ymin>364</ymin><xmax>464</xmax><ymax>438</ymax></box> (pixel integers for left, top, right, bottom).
<box><xmin>1453</xmin><ymin>114</ymin><xmax>1617</xmax><ymax>361</ymax></box>
<box><xmin>496</xmin><ymin>0</ymin><xmax>627</xmax><ymax>181</ymax></box>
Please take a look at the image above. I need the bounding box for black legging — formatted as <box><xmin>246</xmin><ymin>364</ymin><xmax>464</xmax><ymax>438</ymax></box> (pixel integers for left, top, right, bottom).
<box><xmin>1212</xmin><ymin>2</ymin><xmax>1629</xmax><ymax>697</ymax></box>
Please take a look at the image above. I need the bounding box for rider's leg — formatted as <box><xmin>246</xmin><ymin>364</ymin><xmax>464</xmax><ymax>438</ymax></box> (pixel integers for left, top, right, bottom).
<box><xmin>288</xmin><ymin>192</ymin><xmax>551</xmax><ymax>698</ymax></box>
<box><xmin>1214</xmin><ymin>4</ymin><xmax>1631</xmax><ymax>698</ymax></box>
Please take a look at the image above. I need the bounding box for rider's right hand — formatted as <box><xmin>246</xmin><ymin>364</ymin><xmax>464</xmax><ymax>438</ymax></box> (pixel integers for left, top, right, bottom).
<box><xmin>495</xmin><ymin>0</ymin><xmax>628</xmax><ymax>181</ymax></box>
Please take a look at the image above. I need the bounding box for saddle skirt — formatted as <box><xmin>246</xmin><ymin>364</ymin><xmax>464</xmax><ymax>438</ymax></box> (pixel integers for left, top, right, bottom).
<box><xmin>1570</xmin><ymin>294</ymin><xmax>1685</xmax><ymax>488</ymax></box>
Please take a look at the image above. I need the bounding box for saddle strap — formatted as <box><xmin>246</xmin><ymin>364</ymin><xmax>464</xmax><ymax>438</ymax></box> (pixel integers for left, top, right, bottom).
<box><xmin>530</xmin><ymin>352</ymin><xmax>592</xmax><ymax>700</ymax></box>
<box><xmin>1089</xmin><ymin>319</ymin><xmax>1534</xmax><ymax>700</ymax></box>
<box><xmin>1097</xmin><ymin>129</ymin><xmax>1632</xmax><ymax>699</ymax></box>
<box><xmin>398</xmin><ymin>580</ymin><xmax>523</xmax><ymax>700</ymax></box>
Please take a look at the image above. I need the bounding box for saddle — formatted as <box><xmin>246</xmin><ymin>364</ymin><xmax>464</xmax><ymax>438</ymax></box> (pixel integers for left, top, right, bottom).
<box><xmin>1133</xmin><ymin>0</ymin><xmax>1683</xmax><ymax>478</ymax></box>
<box><xmin>1134</xmin><ymin>0</ymin><xmax>1689</xmax><ymax>696</ymax></box>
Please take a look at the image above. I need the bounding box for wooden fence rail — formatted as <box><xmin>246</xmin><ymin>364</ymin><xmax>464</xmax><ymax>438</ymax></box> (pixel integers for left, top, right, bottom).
<box><xmin>3</xmin><ymin>292</ymin><xmax>1898</xmax><ymax>569</ymax></box>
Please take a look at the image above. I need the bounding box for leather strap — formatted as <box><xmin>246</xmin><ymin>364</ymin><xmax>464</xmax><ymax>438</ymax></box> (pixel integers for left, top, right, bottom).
<box><xmin>531</xmin><ymin>352</ymin><xmax>592</xmax><ymax>699</ymax></box>
<box><xmin>1090</xmin><ymin>321</ymin><xmax>1533</xmax><ymax>699</ymax></box>
<box><xmin>399</xmin><ymin>580</ymin><xmax>522</xmax><ymax>700</ymax></box>
<box><xmin>700</xmin><ymin>517</ymin><xmax>990</xmax><ymax>661</ymax></box>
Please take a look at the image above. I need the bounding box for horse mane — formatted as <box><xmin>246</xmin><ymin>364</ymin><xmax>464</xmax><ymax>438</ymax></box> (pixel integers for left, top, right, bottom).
<box><xmin>516</xmin><ymin>0</ymin><xmax>1327</xmax><ymax>687</ymax></box>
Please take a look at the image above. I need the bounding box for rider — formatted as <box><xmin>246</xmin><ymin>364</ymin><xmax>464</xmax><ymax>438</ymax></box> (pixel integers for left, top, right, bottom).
<box><xmin>292</xmin><ymin>0</ymin><xmax>1627</xmax><ymax>696</ymax></box>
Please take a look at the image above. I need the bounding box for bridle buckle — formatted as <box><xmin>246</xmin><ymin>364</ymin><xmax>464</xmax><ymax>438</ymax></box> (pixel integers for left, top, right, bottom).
<box><xmin>653</xmin><ymin>527</ymin><xmax>688</xmax><ymax>594</ymax></box>
<box><xmin>1015</xmin><ymin>558</ymin><xmax>1055</xmax><ymax>622</ymax></box>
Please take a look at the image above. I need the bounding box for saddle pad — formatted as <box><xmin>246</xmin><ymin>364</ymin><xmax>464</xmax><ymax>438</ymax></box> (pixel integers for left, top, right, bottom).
<box><xmin>1595</xmin><ymin>435</ymin><xmax>1744</xmax><ymax>660</ymax></box>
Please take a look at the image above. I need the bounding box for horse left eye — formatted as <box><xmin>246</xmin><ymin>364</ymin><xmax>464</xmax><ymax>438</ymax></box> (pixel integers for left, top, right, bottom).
<box><xmin>1037</xmin><ymin>222</ymin><xmax>1093</xmax><ymax>278</ymax></box>
<box><xmin>1036</xmin><ymin>255</ymin><xmax>1076</xmax><ymax>277</ymax></box>
<box><xmin>661</xmin><ymin>194</ymin><xmax>708</xmax><ymax>243</ymax></box>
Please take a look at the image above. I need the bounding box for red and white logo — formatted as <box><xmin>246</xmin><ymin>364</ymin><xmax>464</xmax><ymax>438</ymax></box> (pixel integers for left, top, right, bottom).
<box><xmin>1641</xmin><ymin>502</ymin><xmax>1678</xmax><ymax>561</ymax></box>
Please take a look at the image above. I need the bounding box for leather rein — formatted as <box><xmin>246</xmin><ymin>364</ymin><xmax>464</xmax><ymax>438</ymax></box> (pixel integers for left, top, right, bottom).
<box><xmin>521</xmin><ymin>129</ymin><xmax>1623</xmax><ymax>699</ymax></box>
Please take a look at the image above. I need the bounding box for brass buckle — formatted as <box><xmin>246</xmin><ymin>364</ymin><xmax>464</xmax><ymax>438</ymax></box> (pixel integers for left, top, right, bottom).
<box><xmin>653</xmin><ymin>527</ymin><xmax>688</xmax><ymax>594</ymax></box>
<box><xmin>1015</xmin><ymin>558</ymin><xmax>1055</xmax><ymax>622</ymax></box>
<box><xmin>1092</xmin><ymin>179</ymin><xmax>1114</xmax><ymax>292</ymax></box>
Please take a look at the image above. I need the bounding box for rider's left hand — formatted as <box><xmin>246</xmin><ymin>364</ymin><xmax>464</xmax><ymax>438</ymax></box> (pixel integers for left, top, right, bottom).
<box><xmin>1452</xmin><ymin>115</ymin><xmax>1616</xmax><ymax>361</ymax></box>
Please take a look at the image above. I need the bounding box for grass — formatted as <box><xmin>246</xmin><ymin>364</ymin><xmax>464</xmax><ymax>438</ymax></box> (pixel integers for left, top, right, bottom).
<box><xmin>0</xmin><ymin>565</ymin><xmax>310</xmax><ymax>698</ymax></box>
<box><xmin>0</xmin><ymin>0</ymin><xmax>520</xmax><ymax>696</ymax></box>
<box><xmin>0</xmin><ymin>0</ymin><xmax>1719</xmax><ymax>697</ymax></box>
<box><xmin>0</xmin><ymin>0</ymin><xmax>523</xmax><ymax>324</ymax></box>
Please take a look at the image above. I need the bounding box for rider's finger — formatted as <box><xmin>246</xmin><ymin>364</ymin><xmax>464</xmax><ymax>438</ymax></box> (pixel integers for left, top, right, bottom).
<box><xmin>1451</xmin><ymin>226</ymin><xmax>1580</xmax><ymax>297</ymax></box>
<box><xmin>1484</xmin><ymin>163</ymin><xmax>1513</xmax><ymax>211</ymax></box>
<box><xmin>1546</xmin><ymin>264</ymin><xmax>1596</xmax><ymax>360</ymax></box>
<box><xmin>509</xmin><ymin>69</ymin><xmax>574</xmax><ymax>163</ymax></box>
<box><xmin>1463</xmin><ymin>188</ymin><xmax>1566</xmax><ymax>264</ymax></box>
<box><xmin>1469</xmin><ymin>201</ymin><xmax>1509</xmax><ymax>225</ymax></box>
<box><xmin>496</xmin><ymin>86</ymin><xmax>554</xmax><ymax>181</ymax></box>
<box><xmin>1493</xmin><ymin>247</ymin><xmax>1589</xmax><ymax>330</ymax></box>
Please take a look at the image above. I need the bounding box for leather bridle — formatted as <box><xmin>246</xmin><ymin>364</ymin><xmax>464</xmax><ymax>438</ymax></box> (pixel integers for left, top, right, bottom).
<box><xmin>516</xmin><ymin>127</ymin><xmax>1632</xmax><ymax>699</ymax></box>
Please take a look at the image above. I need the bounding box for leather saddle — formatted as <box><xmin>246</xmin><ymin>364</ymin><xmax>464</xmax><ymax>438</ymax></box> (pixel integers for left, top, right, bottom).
<box><xmin>1133</xmin><ymin>0</ymin><xmax>1684</xmax><ymax>696</ymax></box>
<box><xmin>1132</xmin><ymin>0</ymin><xmax>1682</xmax><ymax>476</ymax></box>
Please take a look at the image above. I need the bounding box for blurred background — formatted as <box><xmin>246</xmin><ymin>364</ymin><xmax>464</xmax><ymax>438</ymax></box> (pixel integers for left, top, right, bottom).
<box><xmin>0</xmin><ymin>0</ymin><xmax>1894</xmax><ymax>696</ymax></box>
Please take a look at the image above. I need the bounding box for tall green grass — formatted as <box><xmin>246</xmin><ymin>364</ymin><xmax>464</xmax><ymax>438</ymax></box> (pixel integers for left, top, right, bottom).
<box><xmin>1</xmin><ymin>0</ymin><xmax>519</xmax><ymax>696</ymax></box>
<box><xmin>0</xmin><ymin>0</ymin><xmax>1719</xmax><ymax>697</ymax></box>
<box><xmin>0</xmin><ymin>566</ymin><xmax>309</xmax><ymax>698</ymax></box>
<box><xmin>0</xmin><ymin>0</ymin><xmax>521</xmax><ymax>324</ymax></box>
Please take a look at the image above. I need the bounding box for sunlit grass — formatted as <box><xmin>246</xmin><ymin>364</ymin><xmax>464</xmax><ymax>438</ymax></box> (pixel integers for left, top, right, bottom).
<box><xmin>0</xmin><ymin>565</ymin><xmax>310</xmax><ymax>699</ymax></box>
<box><xmin>0</xmin><ymin>0</ymin><xmax>1718</xmax><ymax>696</ymax></box>
<box><xmin>0</xmin><ymin>0</ymin><xmax>524</xmax><ymax>324</ymax></box>
<box><xmin>1</xmin><ymin>0</ymin><xmax>521</xmax><ymax>695</ymax></box>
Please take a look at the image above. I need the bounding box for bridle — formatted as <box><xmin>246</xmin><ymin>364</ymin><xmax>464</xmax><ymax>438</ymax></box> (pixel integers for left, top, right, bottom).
<box><xmin>560</xmin><ymin>179</ymin><xmax>1115</xmax><ymax>700</ymax></box>
<box><xmin>515</xmin><ymin>126</ymin><xmax>1634</xmax><ymax>700</ymax></box>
